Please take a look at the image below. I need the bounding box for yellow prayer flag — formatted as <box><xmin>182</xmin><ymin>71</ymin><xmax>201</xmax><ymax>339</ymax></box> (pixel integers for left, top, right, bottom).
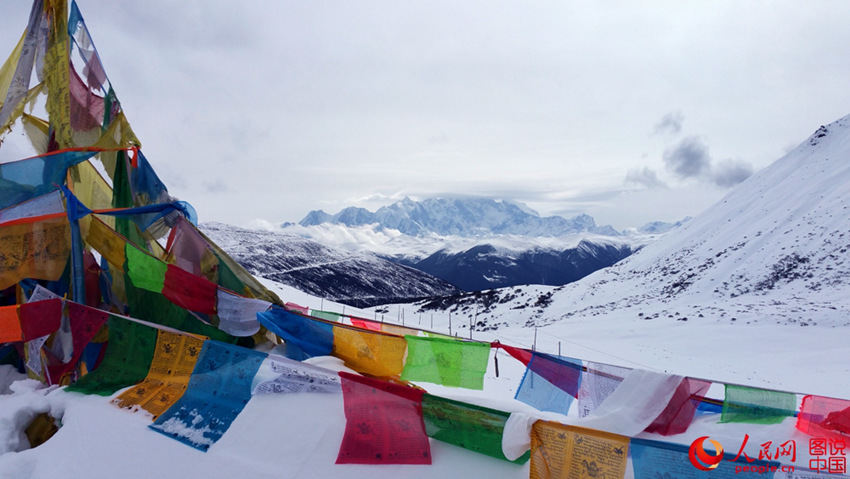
<box><xmin>530</xmin><ymin>421</ymin><xmax>629</xmax><ymax>479</ymax></box>
<box><xmin>0</xmin><ymin>31</ymin><xmax>25</xmax><ymax>101</ymax></box>
<box><xmin>83</xmin><ymin>216</ymin><xmax>125</xmax><ymax>268</ymax></box>
<box><xmin>332</xmin><ymin>326</ymin><xmax>407</xmax><ymax>378</ymax></box>
<box><xmin>0</xmin><ymin>216</ymin><xmax>71</xmax><ymax>291</ymax></box>
<box><xmin>112</xmin><ymin>330</ymin><xmax>205</xmax><ymax>419</ymax></box>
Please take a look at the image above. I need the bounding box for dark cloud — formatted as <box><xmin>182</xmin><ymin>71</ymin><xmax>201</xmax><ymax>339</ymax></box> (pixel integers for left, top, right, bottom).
<box><xmin>663</xmin><ymin>136</ymin><xmax>712</xmax><ymax>179</ymax></box>
<box><xmin>711</xmin><ymin>159</ymin><xmax>754</xmax><ymax>187</ymax></box>
<box><xmin>653</xmin><ymin>111</ymin><xmax>684</xmax><ymax>136</ymax></box>
<box><xmin>625</xmin><ymin>167</ymin><xmax>666</xmax><ymax>189</ymax></box>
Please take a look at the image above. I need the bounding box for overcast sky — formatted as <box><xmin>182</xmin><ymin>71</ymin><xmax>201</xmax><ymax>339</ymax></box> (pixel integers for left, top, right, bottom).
<box><xmin>2</xmin><ymin>1</ymin><xmax>850</xmax><ymax>231</ymax></box>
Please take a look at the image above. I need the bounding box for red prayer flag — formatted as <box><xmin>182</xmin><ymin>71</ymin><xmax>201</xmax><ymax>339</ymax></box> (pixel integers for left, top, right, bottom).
<box><xmin>336</xmin><ymin>372</ymin><xmax>431</xmax><ymax>465</ymax></box>
<box><xmin>0</xmin><ymin>305</ymin><xmax>22</xmax><ymax>343</ymax></box>
<box><xmin>797</xmin><ymin>395</ymin><xmax>850</xmax><ymax>440</ymax></box>
<box><xmin>162</xmin><ymin>264</ymin><xmax>217</xmax><ymax>315</ymax></box>
<box><xmin>19</xmin><ymin>298</ymin><xmax>62</xmax><ymax>342</ymax></box>
<box><xmin>46</xmin><ymin>302</ymin><xmax>108</xmax><ymax>384</ymax></box>
<box><xmin>644</xmin><ymin>377</ymin><xmax>711</xmax><ymax>436</ymax></box>
<box><xmin>497</xmin><ymin>343</ymin><xmax>533</xmax><ymax>366</ymax></box>
<box><xmin>350</xmin><ymin>318</ymin><xmax>382</xmax><ymax>332</ymax></box>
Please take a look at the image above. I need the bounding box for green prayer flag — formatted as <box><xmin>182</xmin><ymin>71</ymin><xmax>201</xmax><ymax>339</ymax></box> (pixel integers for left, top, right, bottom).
<box><xmin>422</xmin><ymin>394</ymin><xmax>529</xmax><ymax>464</ymax></box>
<box><xmin>125</xmin><ymin>244</ymin><xmax>166</xmax><ymax>293</ymax></box>
<box><xmin>66</xmin><ymin>316</ymin><xmax>157</xmax><ymax>396</ymax></box>
<box><xmin>311</xmin><ymin>310</ymin><xmax>342</xmax><ymax>322</ymax></box>
<box><xmin>401</xmin><ymin>336</ymin><xmax>490</xmax><ymax>390</ymax></box>
<box><xmin>720</xmin><ymin>384</ymin><xmax>797</xmax><ymax>424</ymax></box>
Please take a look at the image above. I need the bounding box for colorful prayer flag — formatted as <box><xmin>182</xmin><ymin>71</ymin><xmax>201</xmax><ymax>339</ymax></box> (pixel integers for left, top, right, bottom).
<box><xmin>515</xmin><ymin>355</ymin><xmax>583</xmax><ymax>416</ymax></box>
<box><xmin>256</xmin><ymin>307</ymin><xmax>333</xmax><ymax>360</ymax></box>
<box><xmin>332</xmin><ymin>326</ymin><xmax>406</xmax><ymax>378</ymax></box>
<box><xmin>162</xmin><ymin>264</ymin><xmax>217</xmax><ymax>315</ymax></box>
<box><xmin>251</xmin><ymin>355</ymin><xmax>341</xmax><ymax>395</ymax></box>
<box><xmin>644</xmin><ymin>377</ymin><xmax>711</xmax><ymax>436</ymax></box>
<box><xmin>19</xmin><ymin>298</ymin><xmax>62</xmax><ymax>341</ymax></box>
<box><xmin>125</xmin><ymin>243</ymin><xmax>166</xmax><ymax>293</ymax></box>
<box><xmin>113</xmin><ymin>330</ymin><xmax>205</xmax><ymax>419</ymax></box>
<box><xmin>422</xmin><ymin>393</ymin><xmax>529</xmax><ymax>463</ymax></box>
<box><xmin>66</xmin><ymin>316</ymin><xmax>158</xmax><ymax>396</ymax></box>
<box><xmin>0</xmin><ymin>215</ymin><xmax>71</xmax><ymax>290</ymax></box>
<box><xmin>530</xmin><ymin>421</ymin><xmax>629</xmax><ymax>479</ymax></box>
<box><xmin>46</xmin><ymin>302</ymin><xmax>107</xmax><ymax>384</ymax></box>
<box><xmin>336</xmin><ymin>372</ymin><xmax>431</xmax><ymax>465</ymax></box>
<box><xmin>215</xmin><ymin>289</ymin><xmax>269</xmax><ymax>337</ymax></box>
<box><xmin>797</xmin><ymin>395</ymin><xmax>850</xmax><ymax>439</ymax></box>
<box><xmin>401</xmin><ymin>335</ymin><xmax>490</xmax><ymax>389</ymax></box>
<box><xmin>720</xmin><ymin>384</ymin><xmax>797</xmax><ymax>425</ymax></box>
<box><xmin>0</xmin><ymin>305</ymin><xmax>22</xmax><ymax>343</ymax></box>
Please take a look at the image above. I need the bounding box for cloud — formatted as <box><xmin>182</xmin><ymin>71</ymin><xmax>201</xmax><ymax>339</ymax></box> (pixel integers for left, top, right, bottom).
<box><xmin>653</xmin><ymin>111</ymin><xmax>684</xmax><ymax>136</ymax></box>
<box><xmin>204</xmin><ymin>180</ymin><xmax>229</xmax><ymax>193</ymax></box>
<box><xmin>625</xmin><ymin>167</ymin><xmax>666</xmax><ymax>189</ymax></box>
<box><xmin>663</xmin><ymin>136</ymin><xmax>712</xmax><ymax>179</ymax></box>
<box><xmin>711</xmin><ymin>159</ymin><xmax>753</xmax><ymax>187</ymax></box>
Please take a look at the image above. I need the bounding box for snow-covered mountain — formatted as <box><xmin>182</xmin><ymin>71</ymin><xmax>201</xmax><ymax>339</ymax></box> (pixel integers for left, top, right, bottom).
<box><xmin>298</xmin><ymin>197</ymin><xmax>621</xmax><ymax>237</ymax></box>
<box><xmin>200</xmin><ymin>222</ymin><xmax>460</xmax><ymax>307</ymax></box>
<box><xmin>282</xmin><ymin>198</ymin><xmax>684</xmax><ymax>291</ymax></box>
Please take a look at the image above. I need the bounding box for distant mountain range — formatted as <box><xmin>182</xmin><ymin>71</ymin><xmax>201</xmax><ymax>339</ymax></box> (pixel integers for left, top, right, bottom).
<box><xmin>297</xmin><ymin>197</ymin><xmax>621</xmax><ymax>237</ymax></box>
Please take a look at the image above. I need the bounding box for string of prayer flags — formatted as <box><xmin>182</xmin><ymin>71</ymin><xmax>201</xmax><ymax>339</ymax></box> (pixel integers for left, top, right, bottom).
<box><xmin>400</xmin><ymin>335</ymin><xmax>490</xmax><ymax>389</ymax></box>
<box><xmin>149</xmin><ymin>340</ymin><xmax>266</xmax><ymax>451</ymax></box>
<box><xmin>629</xmin><ymin>437</ymin><xmax>779</xmax><ymax>479</ymax></box>
<box><xmin>45</xmin><ymin>302</ymin><xmax>107</xmax><ymax>384</ymax></box>
<box><xmin>19</xmin><ymin>298</ymin><xmax>62</xmax><ymax>341</ymax></box>
<box><xmin>251</xmin><ymin>355</ymin><xmax>341</xmax><ymax>395</ymax></box>
<box><xmin>720</xmin><ymin>384</ymin><xmax>797</xmax><ymax>425</ymax></box>
<box><xmin>515</xmin><ymin>354</ymin><xmax>583</xmax><ymax>416</ymax></box>
<box><xmin>336</xmin><ymin>372</ymin><xmax>431</xmax><ymax>465</ymax></box>
<box><xmin>162</xmin><ymin>264</ymin><xmax>217</xmax><ymax>315</ymax></box>
<box><xmin>797</xmin><ymin>395</ymin><xmax>850</xmax><ymax>439</ymax></box>
<box><xmin>0</xmin><ymin>305</ymin><xmax>22</xmax><ymax>343</ymax></box>
<box><xmin>112</xmin><ymin>330</ymin><xmax>205</xmax><ymax>419</ymax></box>
<box><xmin>256</xmin><ymin>307</ymin><xmax>333</xmax><ymax>361</ymax></box>
<box><xmin>0</xmin><ymin>215</ymin><xmax>72</xmax><ymax>291</ymax></box>
<box><xmin>332</xmin><ymin>326</ymin><xmax>407</xmax><ymax>378</ymax></box>
<box><xmin>529</xmin><ymin>421</ymin><xmax>629</xmax><ymax>479</ymax></box>
<box><xmin>577</xmin><ymin>361</ymin><xmax>632</xmax><ymax>418</ymax></box>
<box><xmin>421</xmin><ymin>393</ymin><xmax>529</xmax><ymax>464</ymax></box>
<box><xmin>66</xmin><ymin>316</ymin><xmax>157</xmax><ymax>395</ymax></box>
<box><xmin>215</xmin><ymin>290</ymin><xmax>270</xmax><ymax>337</ymax></box>
<box><xmin>644</xmin><ymin>377</ymin><xmax>711</xmax><ymax>436</ymax></box>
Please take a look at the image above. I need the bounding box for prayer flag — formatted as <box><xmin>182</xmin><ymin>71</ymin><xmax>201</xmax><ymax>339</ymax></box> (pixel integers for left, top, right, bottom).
<box><xmin>530</xmin><ymin>421</ymin><xmax>629</xmax><ymax>479</ymax></box>
<box><xmin>215</xmin><ymin>290</ymin><xmax>269</xmax><ymax>337</ymax></box>
<box><xmin>336</xmin><ymin>372</ymin><xmax>431</xmax><ymax>465</ymax></box>
<box><xmin>0</xmin><ymin>305</ymin><xmax>22</xmax><ymax>343</ymax></box>
<box><xmin>66</xmin><ymin>316</ymin><xmax>158</xmax><ymax>396</ymax></box>
<box><xmin>0</xmin><ymin>215</ymin><xmax>71</xmax><ymax>290</ymax></box>
<box><xmin>251</xmin><ymin>355</ymin><xmax>341</xmax><ymax>395</ymax></box>
<box><xmin>577</xmin><ymin>362</ymin><xmax>631</xmax><ymax>418</ymax></box>
<box><xmin>256</xmin><ymin>307</ymin><xmax>333</xmax><ymax>360</ymax></box>
<box><xmin>515</xmin><ymin>355</ymin><xmax>583</xmax><ymax>416</ymax></box>
<box><xmin>644</xmin><ymin>377</ymin><xmax>711</xmax><ymax>436</ymax></box>
<box><xmin>422</xmin><ymin>393</ymin><xmax>529</xmax><ymax>463</ymax></box>
<box><xmin>310</xmin><ymin>309</ymin><xmax>342</xmax><ymax>322</ymax></box>
<box><xmin>149</xmin><ymin>340</ymin><xmax>266</xmax><ymax>451</ymax></box>
<box><xmin>332</xmin><ymin>326</ymin><xmax>406</xmax><ymax>378</ymax></box>
<box><xmin>162</xmin><ymin>264</ymin><xmax>217</xmax><ymax>315</ymax></box>
<box><xmin>797</xmin><ymin>395</ymin><xmax>850</xmax><ymax>439</ymax></box>
<box><xmin>720</xmin><ymin>384</ymin><xmax>797</xmax><ymax>425</ymax></box>
<box><xmin>401</xmin><ymin>335</ymin><xmax>490</xmax><ymax>389</ymax></box>
<box><xmin>125</xmin><ymin>244</ymin><xmax>166</xmax><ymax>293</ymax></box>
<box><xmin>46</xmin><ymin>302</ymin><xmax>107</xmax><ymax>384</ymax></box>
<box><xmin>349</xmin><ymin>318</ymin><xmax>382</xmax><ymax>332</ymax></box>
<box><xmin>19</xmin><ymin>298</ymin><xmax>62</xmax><ymax>341</ymax></box>
<box><xmin>113</xmin><ymin>330</ymin><xmax>205</xmax><ymax>419</ymax></box>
